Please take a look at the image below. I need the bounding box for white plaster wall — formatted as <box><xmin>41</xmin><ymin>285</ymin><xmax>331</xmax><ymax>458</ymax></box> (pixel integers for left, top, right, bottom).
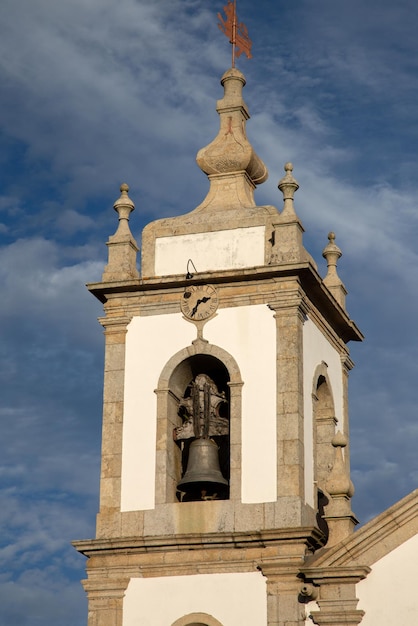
<box><xmin>302</xmin><ymin>318</ymin><xmax>343</xmax><ymax>507</ymax></box>
<box><xmin>121</xmin><ymin>304</ymin><xmax>277</xmax><ymax>511</ymax></box>
<box><xmin>122</xmin><ymin>315</ymin><xmax>196</xmax><ymax>511</ymax></box>
<box><xmin>205</xmin><ymin>305</ymin><xmax>277</xmax><ymax>503</ymax></box>
<box><xmin>155</xmin><ymin>227</ymin><xmax>265</xmax><ymax>275</ymax></box>
<box><xmin>357</xmin><ymin>533</ymin><xmax>418</xmax><ymax>625</ymax></box>
<box><xmin>123</xmin><ymin>572</ymin><xmax>267</xmax><ymax>626</ymax></box>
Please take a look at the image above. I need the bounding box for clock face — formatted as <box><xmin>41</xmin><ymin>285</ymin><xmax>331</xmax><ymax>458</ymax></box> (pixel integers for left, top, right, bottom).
<box><xmin>181</xmin><ymin>284</ymin><xmax>219</xmax><ymax>321</ymax></box>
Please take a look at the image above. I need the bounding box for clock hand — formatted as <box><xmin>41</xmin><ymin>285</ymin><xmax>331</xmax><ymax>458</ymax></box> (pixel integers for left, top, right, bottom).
<box><xmin>190</xmin><ymin>296</ymin><xmax>211</xmax><ymax>317</ymax></box>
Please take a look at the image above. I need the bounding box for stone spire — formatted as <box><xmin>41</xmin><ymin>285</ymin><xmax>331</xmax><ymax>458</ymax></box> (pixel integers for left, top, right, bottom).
<box><xmin>323</xmin><ymin>431</ymin><xmax>357</xmax><ymax>547</ymax></box>
<box><xmin>195</xmin><ymin>67</ymin><xmax>268</xmax><ymax>212</ymax></box>
<box><xmin>322</xmin><ymin>232</ymin><xmax>347</xmax><ymax>309</ymax></box>
<box><xmin>102</xmin><ymin>183</ymin><xmax>139</xmax><ymax>282</ymax></box>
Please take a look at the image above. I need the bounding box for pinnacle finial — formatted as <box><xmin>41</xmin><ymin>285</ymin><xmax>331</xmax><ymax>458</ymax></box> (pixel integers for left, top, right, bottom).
<box><xmin>322</xmin><ymin>231</ymin><xmax>347</xmax><ymax>309</ymax></box>
<box><xmin>114</xmin><ymin>183</ymin><xmax>135</xmax><ymax>218</ymax></box>
<box><xmin>322</xmin><ymin>430</ymin><xmax>357</xmax><ymax>545</ymax></box>
<box><xmin>194</xmin><ymin>66</ymin><xmax>268</xmax><ymax>212</ymax></box>
<box><xmin>102</xmin><ymin>183</ymin><xmax>139</xmax><ymax>282</ymax></box>
<box><xmin>325</xmin><ymin>431</ymin><xmax>352</xmax><ymax>497</ymax></box>
<box><xmin>278</xmin><ymin>162</ymin><xmax>299</xmax><ymax>219</ymax></box>
<box><xmin>323</xmin><ymin>232</ymin><xmax>341</xmax><ymax>264</ymax></box>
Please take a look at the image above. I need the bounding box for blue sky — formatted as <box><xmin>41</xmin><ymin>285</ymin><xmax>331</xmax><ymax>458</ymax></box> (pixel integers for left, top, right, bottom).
<box><xmin>1</xmin><ymin>0</ymin><xmax>418</xmax><ymax>624</ymax></box>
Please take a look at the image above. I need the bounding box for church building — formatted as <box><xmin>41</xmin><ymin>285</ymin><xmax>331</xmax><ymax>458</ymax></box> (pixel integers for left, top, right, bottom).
<box><xmin>73</xmin><ymin>17</ymin><xmax>418</xmax><ymax>626</ymax></box>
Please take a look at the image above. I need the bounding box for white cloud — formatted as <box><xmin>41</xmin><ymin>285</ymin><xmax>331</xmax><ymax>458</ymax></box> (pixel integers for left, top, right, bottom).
<box><xmin>1</xmin><ymin>1</ymin><xmax>418</xmax><ymax>622</ymax></box>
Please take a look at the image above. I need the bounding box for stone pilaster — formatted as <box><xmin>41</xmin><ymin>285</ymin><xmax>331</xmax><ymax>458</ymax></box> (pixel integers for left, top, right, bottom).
<box><xmin>302</xmin><ymin>566</ymin><xmax>370</xmax><ymax>626</ymax></box>
<box><xmin>228</xmin><ymin>380</ymin><xmax>244</xmax><ymax>502</ymax></box>
<box><xmin>96</xmin><ymin>312</ymin><xmax>131</xmax><ymax>537</ymax></box>
<box><xmin>260</xmin><ymin>543</ymin><xmax>312</xmax><ymax>626</ymax></box>
<box><xmin>271</xmin><ymin>283</ymin><xmax>308</xmax><ymax>510</ymax></box>
<box><xmin>81</xmin><ymin>577</ymin><xmax>130</xmax><ymax>626</ymax></box>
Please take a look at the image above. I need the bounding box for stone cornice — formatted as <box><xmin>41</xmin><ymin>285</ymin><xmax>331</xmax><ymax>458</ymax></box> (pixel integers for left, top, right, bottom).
<box><xmin>87</xmin><ymin>262</ymin><xmax>363</xmax><ymax>343</ymax></box>
<box><xmin>302</xmin><ymin>489</ymin><xmax>418</xmax><ymax>569</ymax></box>
<box><xmin>301</xmin><ymin>565</ymin><xmax>371</xmax><ymax>585</ymax></box>
<box><xmin>73</xmin><ymin>526</ymin><xmax>324</xmax><ymax>558</ymax></box>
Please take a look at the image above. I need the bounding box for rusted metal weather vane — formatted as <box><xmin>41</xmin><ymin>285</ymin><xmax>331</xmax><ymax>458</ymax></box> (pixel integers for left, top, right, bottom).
<box><xmin>218</xmin><ymin>0</ymin><xmax>252</xmax><ymax>68</ymax></box>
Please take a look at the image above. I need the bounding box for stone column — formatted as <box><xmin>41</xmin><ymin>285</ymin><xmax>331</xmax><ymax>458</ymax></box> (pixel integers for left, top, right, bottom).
<box><xmin>271</xmin><ymin>282</ymin><xmax>308</xmax><ymax>515</ymax></box>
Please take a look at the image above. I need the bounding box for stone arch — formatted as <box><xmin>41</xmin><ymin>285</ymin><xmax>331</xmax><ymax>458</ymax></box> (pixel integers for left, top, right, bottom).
<box><xmin>311</xmin><ymin>362</ymin><xmax>337</xmax><ymax>536</ymax></box>
<box><xmin>155</xmin><ymin>341</ymin><xmax>243</xmax><ymax>504</ymax></box>
<box><xmin>312</xmin><ymin>362</ymin><xmax>337</xmax><ymax>488</ymax></box>
<box><xmin>171</xmin><ymin>613</ymin><xmax>224</xmax><ymax>626</ymax></box>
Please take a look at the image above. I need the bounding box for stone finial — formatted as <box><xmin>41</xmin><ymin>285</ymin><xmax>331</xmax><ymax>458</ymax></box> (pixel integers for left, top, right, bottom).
<box><xmin>322</xmin><ymin>431</ymin><xmax>357</xmax><ymax>546</ymax></box>
<box><xmin>269</xmin><ymin>162</ymin><xmax>312</xmax><ymax>266</ymax></box>
<box><xmin>102</xmin><ymin>184</ymin><xmax>139</xmax><ymax>282</ymax></box>
<box><xmin>325</xmin><ymin>432</ymin><xmax>353</xmax><ymax>498</ymax></box>
<box><xmin>194</xmin><ymin>68</ymin><xmax>268</xmax><ymax>212</ymax></box>
<box><xmin>322</xmin><ymin>232</ymin><xmax>347</xmax><ymax>309</ymax></box>
<box><xmin>113</xmin><ymin>183</ymin><xmax>135</xmax><ymax>233</ymax></box>
<box><xmin>278</xmin><ymin>162</ymin><xmax>299</xmax><ymax>220</ymax></box>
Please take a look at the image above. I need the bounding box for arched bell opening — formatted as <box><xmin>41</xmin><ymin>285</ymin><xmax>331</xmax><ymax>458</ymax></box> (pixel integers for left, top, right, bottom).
<box><xmin>155</xmin><ymin>345</ymin><xmax>242</xmax><ymax>505</ymax></box>
<box><xmin>173</xmin><ymin>355</ymin><xmax>230</xmax><ymax>502</ymax></box>
<box><xmin>312</xmin><ymin>364</ymin><xmax>337</xmax><ymax>539</ymax></box>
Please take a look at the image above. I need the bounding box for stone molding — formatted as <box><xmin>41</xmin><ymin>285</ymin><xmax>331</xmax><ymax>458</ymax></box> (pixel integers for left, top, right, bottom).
<box><xmin>87</xmin><ymin>263</ymin><xmax>363</xmax><ymax>343</ymax></box>
<box><xmin>300</xmin><ymin>565</ymin><xmax>370</xmax><ymax>626</ymax></box>
<box><xmin>306</xmin><ymin>489</ymin><xmax>418</xmax><ymax>569</ymax></box>
<box><xmin>298</xmin><ymin>492</ymin><xmax>418</xmax><ymax>626</ymax></box>
<box><xmin>74</xmin><ymin>526</ymin><xmax>324</xmax><ymax>557</ymax></box>
<box><xmin>81</xmin><ymin>577</ymin><xmax>130</xmax><ymax>599</ymax></box>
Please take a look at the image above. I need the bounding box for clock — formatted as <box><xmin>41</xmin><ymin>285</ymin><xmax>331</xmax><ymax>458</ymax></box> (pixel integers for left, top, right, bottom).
<box><xmin>181</xmin><ymin>284</ymin><xmax>219</xmax><ymax>321</ymax></box>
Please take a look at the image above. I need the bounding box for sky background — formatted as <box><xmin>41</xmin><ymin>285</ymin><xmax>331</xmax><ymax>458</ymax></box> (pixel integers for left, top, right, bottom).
<box><xmin>1</xmin><ymin>0</ymin><xmax>418</xmax><ymax>624</ymax></box>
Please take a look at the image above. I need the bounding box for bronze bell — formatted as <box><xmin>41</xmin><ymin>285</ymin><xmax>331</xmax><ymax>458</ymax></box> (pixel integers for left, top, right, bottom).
<box><xmin>177</xmin><ymin>438</ymin><xmax>228</xmax><ymax>499</ymax></box>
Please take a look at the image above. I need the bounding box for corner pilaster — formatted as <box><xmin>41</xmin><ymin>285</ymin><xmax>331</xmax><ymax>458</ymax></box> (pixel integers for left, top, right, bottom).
<box><xmin>271</xmin><ymin>283</ymin><xmax>308</xmax><ymax>508</ymax></box>
<box><xmin>260</xmin><ymin>540</ymin><xmax>315</xmax><ymax>626</ymax></box>
<box><xmin>96</xmin><ymin>313</ymin><xmax>132</xmax><ymax>537</ymax></box>
<box><xmin>81</xmin><ymin>577</ymin><xmax>130</xmax><ymax>626</ymax></box>
<box><xmin>302</xmin><ymin>566</ymin><xmax>370</xmax><ymax>626</ymax></box>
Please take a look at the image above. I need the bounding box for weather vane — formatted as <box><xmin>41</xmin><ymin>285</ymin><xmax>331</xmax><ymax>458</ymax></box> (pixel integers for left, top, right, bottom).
<box><xmin>218</xmin><ymin>0</ymin><xmax>252</xmax><ymax>68</ymax></box>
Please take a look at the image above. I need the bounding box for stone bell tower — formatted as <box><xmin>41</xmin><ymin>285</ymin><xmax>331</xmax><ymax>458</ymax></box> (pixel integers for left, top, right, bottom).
<box><xmin>74</xmin><ymin>66</ymin><xmax>366</xmax><ymax>626</ymax></box>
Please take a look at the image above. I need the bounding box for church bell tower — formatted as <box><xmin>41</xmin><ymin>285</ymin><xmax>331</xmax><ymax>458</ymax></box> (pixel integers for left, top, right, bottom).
<box><xmin>74</xmin><ymin>57</ymin><xmax>366</xmax><ymax>626</ymax></box>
